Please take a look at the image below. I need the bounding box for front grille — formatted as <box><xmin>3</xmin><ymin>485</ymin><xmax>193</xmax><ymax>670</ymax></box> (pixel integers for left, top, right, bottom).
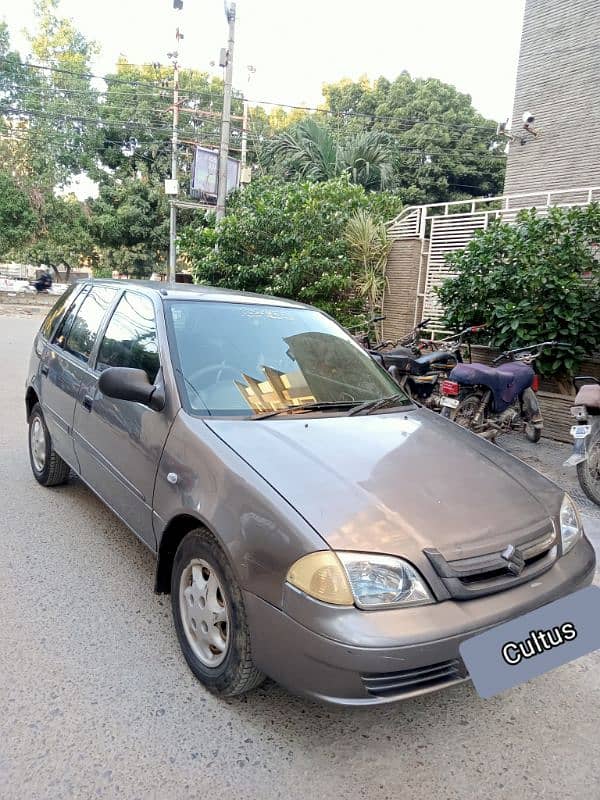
<box><xmin>362</xmin><ymin>659</ymin><xmax>467</xmax><ymax>698</ymax></box>
<box><xmin>425</xmin><ymin>525</ymin><xmax>557</xmax><ymax>600</ymax></box>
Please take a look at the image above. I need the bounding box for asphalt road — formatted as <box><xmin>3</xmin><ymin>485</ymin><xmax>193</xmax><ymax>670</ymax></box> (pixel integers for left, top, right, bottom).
<box><xmin>1</xmin><ymin>314</ymin><xmax>600</xmax><ymax>800</ymax></box>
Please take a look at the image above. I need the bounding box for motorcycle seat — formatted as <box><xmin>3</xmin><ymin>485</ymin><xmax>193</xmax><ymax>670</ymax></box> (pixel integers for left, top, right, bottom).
<box><xmin>575</xmin><ymin>383</ymin><xmax>600</xmax><ymax>409</ymax></box>
<box><xmin>384</xmin><ymin>348</ymin><xmax>457</xmax><ymax>376</ymax></box>
<box><xmin>449</xmin><ymin>361</ymin><xmax>535</xmax><ymax>413</ymax></box>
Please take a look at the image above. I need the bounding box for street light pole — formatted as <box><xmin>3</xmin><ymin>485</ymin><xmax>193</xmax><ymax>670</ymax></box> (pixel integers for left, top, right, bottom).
<box><xmin>216</xmin><ymin>2</ymin><xmax>236</xmax><ymax>221</ymax></box>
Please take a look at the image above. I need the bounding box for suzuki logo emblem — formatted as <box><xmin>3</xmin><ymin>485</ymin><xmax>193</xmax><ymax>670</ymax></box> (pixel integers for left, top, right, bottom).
<box><xmin>501</xmin><ymin>544</ymin><xmax>525</xmax><ymax>576</ymax></box>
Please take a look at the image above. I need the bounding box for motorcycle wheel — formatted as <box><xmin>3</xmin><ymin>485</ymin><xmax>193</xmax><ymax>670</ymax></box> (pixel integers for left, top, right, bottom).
<box><xmin>576</xmin><ymin>425</ymin><xmax>600</xmax><ymax>506</ymax></box>
<box><xmin>525</xmin><ymin>422</ymin><xmax>542</xmax><ymax>443</ymax></box>
<box><xmin>454</xmin><ymin>394</ymin><xmax>483</xmax><ymax>429</ymax></box>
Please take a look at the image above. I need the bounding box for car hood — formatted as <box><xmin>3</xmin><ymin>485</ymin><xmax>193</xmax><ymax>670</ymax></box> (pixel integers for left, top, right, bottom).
<box><xmin>204</xmin><ymin>409</ymin><xmax>562</xmax><ymax>561</ymax></box>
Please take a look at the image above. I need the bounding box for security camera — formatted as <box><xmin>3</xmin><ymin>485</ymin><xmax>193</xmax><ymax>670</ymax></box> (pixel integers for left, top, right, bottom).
<box><xmin>521</xmin><ymin>111</ymin><xmax>539</xmax><ymax>138</ymax></box>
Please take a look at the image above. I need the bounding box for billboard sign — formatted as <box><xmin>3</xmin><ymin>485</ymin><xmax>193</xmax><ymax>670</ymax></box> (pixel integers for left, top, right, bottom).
<box><xmin>190</xmin><ymin>146</ymin><xmax>240</xmax><ymax>199</ymax></box>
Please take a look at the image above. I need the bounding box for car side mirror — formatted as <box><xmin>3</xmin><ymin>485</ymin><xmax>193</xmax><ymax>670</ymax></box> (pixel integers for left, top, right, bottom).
<box><xmin>98</xmin><ymin>367</ymin><xmax>165</xmax><ymax>411</ymax></box>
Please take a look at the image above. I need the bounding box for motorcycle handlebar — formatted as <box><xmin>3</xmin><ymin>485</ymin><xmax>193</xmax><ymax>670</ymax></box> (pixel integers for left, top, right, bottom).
<box><xmin>491</xmin><ymin>340</ymin><xmax>565</xmax><ymax>364</ymax></box>
<box><xmin>347</xmin><ymin>314</ymin><xmax>386</xmax><ymax>332</ymax></box>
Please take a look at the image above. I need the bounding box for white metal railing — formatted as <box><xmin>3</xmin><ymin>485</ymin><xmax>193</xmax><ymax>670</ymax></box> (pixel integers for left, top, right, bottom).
<box><xmin>386</xmin><ymin>186</ymin><xmax>600</xmax><ymax>331</ymax></box>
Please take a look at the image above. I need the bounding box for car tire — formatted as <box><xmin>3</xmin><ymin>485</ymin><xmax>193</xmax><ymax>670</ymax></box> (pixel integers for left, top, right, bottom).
<box><xmin>171</xmin><ymin>529</ymin><xmax>265</xmax><ymax>697</ymax></box>
<box><xmin>28</xmin><ymin>402</ymin><xmax>71</xmax><ymax>486</ymax></box>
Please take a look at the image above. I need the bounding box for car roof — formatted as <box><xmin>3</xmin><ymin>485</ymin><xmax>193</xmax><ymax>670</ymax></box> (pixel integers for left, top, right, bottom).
<box><xmin>81</xmin><ymin>279</ymin><xmax>311</xmax><ymax>310</ymax></box>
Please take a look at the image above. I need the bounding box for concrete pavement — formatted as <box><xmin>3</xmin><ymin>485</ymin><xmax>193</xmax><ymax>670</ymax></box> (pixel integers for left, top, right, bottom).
<box><xmin>1</xmin><ymin>314</ymin><xmax>599</xmax><ymax>800</ymax></box>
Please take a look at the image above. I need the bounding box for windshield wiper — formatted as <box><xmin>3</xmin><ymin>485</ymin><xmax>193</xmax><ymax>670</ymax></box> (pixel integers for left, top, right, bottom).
<box><xmin>348</xmin><ymin>393</ymin><xmax>410</xmax><ymax>416</ymax></box>
<box><xmin>252</xmin><ymin>400</ymin><xmax>358</xmax><ymax>420</ymax></box>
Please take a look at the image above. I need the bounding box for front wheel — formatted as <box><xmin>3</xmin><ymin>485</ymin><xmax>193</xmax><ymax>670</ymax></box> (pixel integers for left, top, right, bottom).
<box><xmin>576</xmin><ymin>425</ymin><xmax>600</xmax><ymax>506</ymax></box>
<box><xmin>171</xmin><ymin>529</ymin><xmax>265</xmax><ymax>697</ymax></box>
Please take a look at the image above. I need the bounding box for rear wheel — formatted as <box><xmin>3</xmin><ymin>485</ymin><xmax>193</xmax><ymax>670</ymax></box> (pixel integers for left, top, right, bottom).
<box><xmin>454</xmin><ymin>393</ymin><xmax>483</xmax><ymax>430</ymax></box>
<box><xmin>171</xmin><ymin>529</ymin><xmax>265</xmax><ymax>697</ymax></box>
<box><xmin>577</xmin><ymin>426</ymin><xmax>600</xmax><ymax>506</ymax></box>
<box><xmin>28</xmin><ymin>403</ymin><xmax>70</xmax><ymax>486</ymax></box>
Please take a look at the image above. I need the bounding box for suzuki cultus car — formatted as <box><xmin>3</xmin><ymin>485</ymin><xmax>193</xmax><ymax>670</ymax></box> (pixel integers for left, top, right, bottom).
<box><xmin>26</xmin><ymin>281</ymin><xmax>595</xmax><ymax>704</ymax></box>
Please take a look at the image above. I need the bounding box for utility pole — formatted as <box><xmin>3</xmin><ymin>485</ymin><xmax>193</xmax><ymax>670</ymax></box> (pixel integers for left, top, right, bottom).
<box><xmin>168</xmin><ymin>58</ymin><xmax>179</xmax><ymax>281</ymax></box>
<box><xmin>167</xmin><ymin>22</ymin><xmax>183</xmax><ymax>282</ymax></box>
<box><xmin>216</xmin><ymin>2</ymin><xmax>236</xmax><ymax>221</ymax></box>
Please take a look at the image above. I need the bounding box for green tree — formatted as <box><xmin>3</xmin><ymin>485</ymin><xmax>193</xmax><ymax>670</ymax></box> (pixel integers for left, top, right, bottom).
<box><xmin>321</xmin><ymin>73</ymin><xmax>505</xmax><ymax>203</ymax></box>
<box><xmin>0</xmin><ymin>171</ymin><xmax>37</xmax><ymax>256</ymax></box>
<box><xmin>436</xmin><ymin>204</ymin><xmax>600</xmax><ymax>381</ymax></box>
<box><xmin>179</xmin><ymin>176</ymin><xmax>401</xmax><ymax>322</ymax></box>
<box><xmin>0</xmin><ymin>1</ymin><xmax>100</xmax><ymax>190</ymax></box>
<box><xmin>91</xmin><ymin>59</ymin><xmax>238</xmax><ymax>275</ymax></box>
<box><xmin>16</xmin><ymin>194</ymin><xmax>96</xmax><ymax>280</ymax></box>
<box><xmin>90</xmin><ymin>178</ymin><xmax>168</xmax><ymax>278</ymax></box>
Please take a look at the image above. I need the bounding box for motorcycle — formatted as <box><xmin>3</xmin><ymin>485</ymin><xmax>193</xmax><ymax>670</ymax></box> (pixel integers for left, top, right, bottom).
<box><xmin>379</xmin><ymin>324</ymin><xmax>485</xmax><ymax>408</ymax></box>
<box><xmin>30</xmin><ymin>270</ymin><xmax>53</xmax><ymax>293</ymax></box>
<box><xmin>564</xmin><ymin>376</ymin><xmax>600</xmax><ymax>505</ymax></box>
<box><xmin>439</xmin><ymin>340</ymin><xmax>560</xmax><ymax>442</ymax></box>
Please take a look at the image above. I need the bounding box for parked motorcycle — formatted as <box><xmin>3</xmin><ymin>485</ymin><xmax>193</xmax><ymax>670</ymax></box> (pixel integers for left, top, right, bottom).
<box><xmin>564</xmin><ymin>376</ymin><xmax>600</xmax><ymax>504</ymax></box>
<box><xmin>439</xmin><ymin>340</ymin><xmax>560</xmax><ymax>442</ymax></box>
<box><xmin>380</xmin><ymin>324</ymin><xmax>485</xmax><ymax>408</ymax></box>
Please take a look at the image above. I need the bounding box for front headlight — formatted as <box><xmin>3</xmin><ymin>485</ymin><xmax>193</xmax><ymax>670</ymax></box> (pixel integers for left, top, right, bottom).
<box><xmin>286</xmin><ymin>551</ymin><xmax>434</xmax><ymax>609</ymax></box>
<box><xmin>560</xmin><ymin>494</ymin><xmax>582</xmax><ymax>555</ymax></box>
<box><xmin>338</xmin><ymin>553</ymin><xmax>434</xmax><ymax>608</ymax></box>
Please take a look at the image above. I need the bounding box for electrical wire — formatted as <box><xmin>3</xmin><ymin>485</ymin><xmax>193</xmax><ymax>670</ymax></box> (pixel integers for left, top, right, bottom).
<box><xmin>2</xmin><ymin>56</ymin><xmax>501</xmax><ymax>135</ymax></box>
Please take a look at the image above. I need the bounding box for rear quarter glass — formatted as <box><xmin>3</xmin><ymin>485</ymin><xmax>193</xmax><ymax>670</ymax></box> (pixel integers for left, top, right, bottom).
<box><xmin>39</xmin><ymin>283</ymin><xmax>83</xmax><ymax>341</ymax></box>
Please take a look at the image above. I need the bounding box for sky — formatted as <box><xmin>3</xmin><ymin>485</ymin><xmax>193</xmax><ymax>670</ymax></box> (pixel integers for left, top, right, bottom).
<box><xmin>2</xmin><ymin>0</ymin><xmax>526</xmax><ymax>122</ymax></box>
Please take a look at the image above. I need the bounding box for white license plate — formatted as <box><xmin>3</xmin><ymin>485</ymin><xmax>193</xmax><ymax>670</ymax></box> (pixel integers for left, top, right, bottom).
<box><xmin>571</xmin><ymin>424</ymin><xmax>592</xmax><ymax>439</ymax></box>
<box><xmin>441</xmin><ymin>397</ymin><xmax>459</xmax><ymax>409</ymax></box>
<box><xmin>570</xmin><ymin>405</ymin><xmax>587</xmax><ymax>418</ymax></box>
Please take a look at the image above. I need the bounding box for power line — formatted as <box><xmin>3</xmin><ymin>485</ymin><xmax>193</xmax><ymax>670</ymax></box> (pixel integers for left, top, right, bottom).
<box><xmin>0</xmin><ymin>56</ymin><xmax>233</xmax><ymax>105</ymax></box>
<box><xmin>0</xmin><ymin>104</ymin><xmax>242</xmax><ymax>142</ymax></box>
<box><xmin>1</xmin><ymin>109</ymin><xmax>505</xmax><ymax>165</ymax></box>
<box><xmin>2</xmin><ymin>57</ymin><xmax>501</xmax><ymax>136</ymax></box>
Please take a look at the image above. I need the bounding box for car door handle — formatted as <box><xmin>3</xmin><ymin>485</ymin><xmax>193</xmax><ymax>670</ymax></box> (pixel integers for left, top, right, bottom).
<box><xmin>82</xmin><ymin>394</ymin><xmax>94</xmax><ymax>411</ymax></box>
<box><xmin>41</xmin><ymin>364</ymin><xmax>49</xmax><ymax>376</ymax></box>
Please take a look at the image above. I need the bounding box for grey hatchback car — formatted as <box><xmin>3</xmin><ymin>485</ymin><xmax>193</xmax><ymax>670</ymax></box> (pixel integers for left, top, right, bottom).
<box><xmin>26</xmin><ymin>280</ymin><xmax>595</xmax><ymax>705</ymax></box>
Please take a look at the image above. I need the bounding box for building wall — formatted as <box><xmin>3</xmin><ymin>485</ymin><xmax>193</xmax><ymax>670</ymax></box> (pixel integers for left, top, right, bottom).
<box><xmin>504</xmin><ymin>0</ymin><xmax>600</xmax><ymax>195</ymax></box>
<box><xmin>382</xmin><ymin>239</ymin><xmax>425</xmax><ymax>340</ymax></box>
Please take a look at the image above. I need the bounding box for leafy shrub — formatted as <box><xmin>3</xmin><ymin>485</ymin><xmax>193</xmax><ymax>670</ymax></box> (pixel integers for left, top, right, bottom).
<box><xmin>179</xmin><ymin>176</ymin><xmax>401</xmax><ymax>324</ymax></box>
<box><xmin>436</xmin><ymin>204</ymin><xmax>600</xmax><ymax>380</ymax></box>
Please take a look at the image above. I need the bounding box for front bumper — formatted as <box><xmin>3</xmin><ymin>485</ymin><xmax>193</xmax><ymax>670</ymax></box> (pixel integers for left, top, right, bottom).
<box><xmin>244</xmin><ymin>534</ymin><xmax>596</xmax><ymax>706</ymax></box>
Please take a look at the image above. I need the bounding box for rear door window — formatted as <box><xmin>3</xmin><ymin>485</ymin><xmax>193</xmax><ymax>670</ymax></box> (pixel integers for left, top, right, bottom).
<box><xmin>62</xmin><ymin>286</ymin><xmax>118</xmax><ymax>364</ymax></box>
<box><xmin>96</xmin><ymin>292</ymin><xmax>160</xmax><ymax>383</ymax></box>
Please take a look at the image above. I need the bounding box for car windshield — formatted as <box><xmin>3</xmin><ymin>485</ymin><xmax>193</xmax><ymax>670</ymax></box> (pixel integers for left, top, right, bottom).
<box><xmin>166</xmin><ymin>299</ymin><xmax>410</xmax><ymax>417</ymax></box>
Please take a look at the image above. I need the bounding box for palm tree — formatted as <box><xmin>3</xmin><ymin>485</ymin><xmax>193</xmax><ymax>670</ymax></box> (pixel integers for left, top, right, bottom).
<box><xmin>344</xmin><ymin>209</ymin><xmax>392</xmax><ymax>323</ymax></box>
<box><xmin>338</xmin><ymin>132</ymin><xmax>394</xmax><ymax>191</ymax></box>
<box><xmin>268</xmin><ymin>118</ymin><xmax>393</xmax><ymax>190</ymax></box>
